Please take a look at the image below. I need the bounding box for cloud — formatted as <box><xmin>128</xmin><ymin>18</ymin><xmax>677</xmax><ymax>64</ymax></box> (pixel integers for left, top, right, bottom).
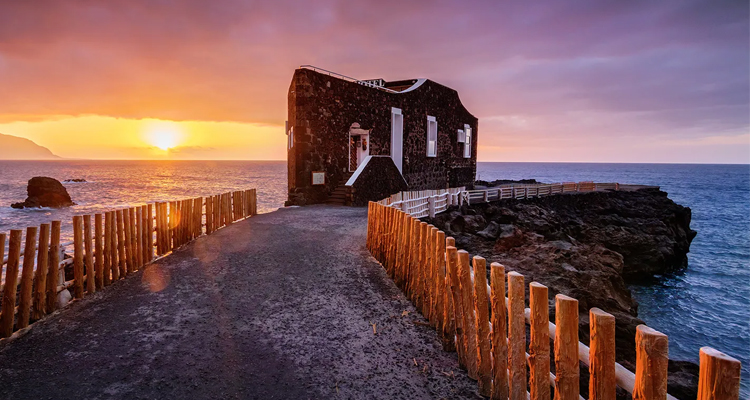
<box><xmin>0</xmin><ymin>0</ymin><xmax>747</xmax><ymax>159</ymax></box>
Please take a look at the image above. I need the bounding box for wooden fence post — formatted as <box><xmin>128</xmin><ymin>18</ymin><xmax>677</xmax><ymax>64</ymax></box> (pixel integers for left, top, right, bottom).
<box><xmin>135</xmin><ymin>207</ymin><xmax>143</xmax><ymax>269</ymax></box>
<box><xmin>206</xmin><ymin>197</ymin><xmax>214</xmax><ymax>234</ymax></box>
<box><xmin>84</xmin><ymin>215</ymin><xmax>95</xmax><ymax>294</ymax></box>
<box><xmin>124</xmin><ymin>209</ymin><xmax>134</xmax><ymax>273</ymax></box>
<box><xmin>457</xmin><ymin>250</ymin><xmax>478</xmax><ymax>380</ymax></box>
<box><xmin>508</xmin><ymin>271</ymin><xmax>526</xmax><ymax>400</ymax></box>
<box><xmin>590</xmin><ymin>308</ymin><xmax>616</xmax><ymax>400</ymax></box>
<box><xmin>141</xmin><ymin>205</ymin><xmax>149</xmax><ymax>263</ymax></box>
<box><xmin>446</xmin><ymin>246</ymin><xmax>466</xmax><ymax>367</ymax></box>
<box><xmin>94</xmin><ymin>214</ymin><xmax>104</xmax><ymax>289</ymax></box>
<box><xmin>73</xmin><ymin>216</ymin><xmax>85</xmax><ymax>298</ymax></box>
<box><xmin>529</xmin><ymin>282</ymin><xmax>551</xmax><ymax>400</ymax></box>
<box><xmin>490</xmin><ymin>263</ymin><xmax>509</xmax><ymax>400</ymax></box>
<box><xmin>16</xmin><ymin>226</ymin><xmax>37</xmax><ymax>329</ymax></box>
<box><xmin>195</xmin><ymin>198</ymin><xmax>202</xmax><ymax>237</ymax></box>
<box><xmin>633</xmin><ymin>325</ymin><xmax>668</xmax><ymax>400</ymax></box>
<box><xmin>434</xmin><ymin>230</ymin><xmax>447</xmax><ymax>339</ymax></box>
<box><xmin>147</xmin><ymin>204</ymin><xmax>154</xmax><ymax>261</ymax></box>
<box><xmin>554</xmin><ymin>294</ymin><xmax>580</xmax><ymax>400</ymax></box>
<box><xmin>697</xmin><ymin>347</ymin><xmax>741</xmax><ymax>400</ymax></box>
<box><xmin>473</xmin><ymin>256</ymin><xmax>492</xmax><ymax>396</ymax></box>
<box><xmin>104</xmin><ymin>212</ymin><xmax>112</xmax><ymax>286</ymax></box>
<box><xmin>32</xmin><ymin>223</ymin><xmax>50</xmax><ymax>320</ymax></box>
<box><xmin>0</xmin><ymin>230</ymin><xmax>22</xmax><ymax>337</ymax></box>
<box><xmin>417</xmin><ymin>222</ymin><xmax>429</xmax><ymax>314</ymax></box>
<box><xmin>46</xmin><ymin>221</ymin><xmax>61</xmax><ymax>312</ymax></box>
<box><xmin>116</xmin><ymin>210</ymin><xmax>126</xmax><ymax>279</ymax></box>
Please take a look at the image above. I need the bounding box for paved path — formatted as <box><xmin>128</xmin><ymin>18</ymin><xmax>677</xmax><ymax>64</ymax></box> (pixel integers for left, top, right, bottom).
<box><xmin>0</xmin><ymin>205</ymin><xmax>477</xmax><ymax>399</ymax></box>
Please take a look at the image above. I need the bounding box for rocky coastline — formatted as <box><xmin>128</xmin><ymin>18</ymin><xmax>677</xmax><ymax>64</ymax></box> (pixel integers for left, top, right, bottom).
<box><xmin>424</xmin><ymin>186</ymin><xmax>699</xmax><ymax>399</ymax></box>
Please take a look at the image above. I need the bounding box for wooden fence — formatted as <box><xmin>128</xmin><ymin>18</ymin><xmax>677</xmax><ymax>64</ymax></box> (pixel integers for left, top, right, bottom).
<box><xmin>366</xmin><ymin>201</ymin><xmax>742</xmax><ymax>400</ymax></box>
<box><xmin>0</xmin><ymin>189</ymin><xmax>257</xmax><ymax>339</ymax></box>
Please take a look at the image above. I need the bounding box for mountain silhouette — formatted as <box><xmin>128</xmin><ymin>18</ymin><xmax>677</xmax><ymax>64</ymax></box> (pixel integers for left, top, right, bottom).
<box><xmin>0</xmin><ymin>133</ymin><xmax>60</xmax><ymax>160</ymax></box>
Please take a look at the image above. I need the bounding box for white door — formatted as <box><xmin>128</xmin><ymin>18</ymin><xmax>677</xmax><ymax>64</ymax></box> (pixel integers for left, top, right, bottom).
<box><xmin>391</xmin><ymin>107</ymin><xmax>403</xmax><ymax>173</ymax></box>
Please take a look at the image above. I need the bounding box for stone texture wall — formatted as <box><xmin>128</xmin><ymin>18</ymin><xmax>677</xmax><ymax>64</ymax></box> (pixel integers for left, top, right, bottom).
<box><xmin>287</xmin><ymin>68</ymin><xmax>478</xmax><ymax>206</ymax></box>
<box><xmin>350</xmin><ymin>156</ymin><xmax>409</xmax><ymax>206</ymax></box>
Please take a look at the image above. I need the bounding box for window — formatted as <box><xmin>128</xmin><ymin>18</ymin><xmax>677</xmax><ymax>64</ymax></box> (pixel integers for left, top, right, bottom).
<box><xmin>426</xmin><ymin>116</ymin><xmax>437</xmax><ymax>157</ymax></box>
<box><xmin>464</xmin><ymin>124</ymin><xmax>472</xmax><ymax>158</ymax></box>
<box><xmin>391</xmin><ymin>108</ymin><xmax>403</xmax><ymax>172</ymax></box>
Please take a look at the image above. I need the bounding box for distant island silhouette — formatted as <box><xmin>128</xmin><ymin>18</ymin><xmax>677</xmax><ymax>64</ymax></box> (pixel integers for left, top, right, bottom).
<box><xmin>0</xmin><ymin>133</ymin><xmax>60</xmax><ymax>160</ymax></box>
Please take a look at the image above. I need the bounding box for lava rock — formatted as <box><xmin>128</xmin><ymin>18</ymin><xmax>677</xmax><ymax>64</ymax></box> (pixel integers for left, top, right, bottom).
<box><xmin>11</xmin><ymin>177</ymin><xmax>76</xmax><ymax>208</ymax></box>
<box><xmin>424</xmin><ymin>188</ymin><xmax>698</xmax><ymax>398</ymax></box>
<box><xmin>63</xmin><ymin>178</ymin><xmax>87</xmax><ymax>183</ymax></box>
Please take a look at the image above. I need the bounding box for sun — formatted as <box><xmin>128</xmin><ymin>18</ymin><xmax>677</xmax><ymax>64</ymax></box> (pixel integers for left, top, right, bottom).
<box><xmin>145</xmin><ymin>122</ymin><xmax>183</xmax><ymax>151</ymax></box>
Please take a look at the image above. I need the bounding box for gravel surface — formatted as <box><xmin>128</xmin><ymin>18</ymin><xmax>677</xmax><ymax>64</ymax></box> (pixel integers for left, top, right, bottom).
<box><xmin>0</xmin><ymin>205</ymin><xmax>478</xmax><ymax>399</ymax></box>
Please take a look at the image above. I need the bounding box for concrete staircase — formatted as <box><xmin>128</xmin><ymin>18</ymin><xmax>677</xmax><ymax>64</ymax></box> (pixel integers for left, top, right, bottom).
<box><xmin>326</xmin><ymin>173</ymin><xmax>353</xmax><ymax>205</ymax></box>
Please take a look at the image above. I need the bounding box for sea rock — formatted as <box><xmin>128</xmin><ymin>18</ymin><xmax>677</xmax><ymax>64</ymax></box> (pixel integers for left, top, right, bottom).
<box><xmin>11</xmin><ymin>177</ymin><xmax>75</xmax><ymax>208</ymax></box>
<box><xmin>63</xmin><ymin>178</ymin><xmax>87</xmax><ymax>183</ymax></box>
<box><xmin>426</xmin><ymin>187</ymin><xmax>698</xmax><ymax>398</ymax></box>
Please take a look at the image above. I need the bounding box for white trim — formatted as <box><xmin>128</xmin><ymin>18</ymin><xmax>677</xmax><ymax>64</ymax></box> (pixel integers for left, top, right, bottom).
<box><xmin>346</xmin><ymin>155</ymin><xmax>372</xmax><ymax>186</ymax></box>
<box><xmin>464</xmin><ymin>124</ymin><xmax>472</xmax><ymax>158</ymax></box>
<box><xmin>391</xmin><ymin>107</ymin><xmax>402</xmax><ymax>115</ymax></box>
<box><xmin>398</xmin><ymin>78</ymin><xmax>427</xmax><ymax>93</ymax></box>
<box><xmin>426</xmin><ymin>116</ymin><xmax>437</xmax><ymax>157</ymax></box>
<box><xmin>391</xmin><ymin>108</ymin><xmax>403</xmax><ymax>173</ymax></box>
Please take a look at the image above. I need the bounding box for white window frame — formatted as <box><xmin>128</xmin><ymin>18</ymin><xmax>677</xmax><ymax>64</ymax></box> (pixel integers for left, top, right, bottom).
<box><xmin>463</xmin><ymin>124</ymin><xmax>472</xmax><ymax>158</ymax></box>
<box><xmin>288</xmin><ymin>126</ymin><xmax>294</xmax><ymax>150</ymax></box>
<box><xmin>391</xmin><ymin>107</ymin><xmax>404</xmax><ymax>172</ymax></box>
<box><xmin>426</xmin><ymin>116</ymin><xmax>437</xmax><ymax>157</ymax></box>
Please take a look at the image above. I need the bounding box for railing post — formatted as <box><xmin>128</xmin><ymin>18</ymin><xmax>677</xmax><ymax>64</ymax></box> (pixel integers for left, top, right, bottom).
<box><xmin>95</xmin><ymin>214</ymin><xmax>104</xmax><ymax>290</ymax></box>
<box><xmin>446</xmin><ymin>246</ymin><xmax>465</xmax><ymax>367</ymax></box>
<box><xmin>457</xmin><ymin>250</ymin><xmax>478</xmax><ymax>379</ymax></box>
<box><xmin>529</xmin><ymin>282</ymin><xmax>550</xmax><ymax>400</ymax></box>
<box><xmin>697</xmin><ymin>347</ymin><xmax>741</xmax><ymax>400</ymax></box>
<box><xmin>84</xmin><ymin>215</ymin><xmax>95</xmax><ymax>294</ymax></box>
<box><xmin>104</xmin><ymin>213</ymin><xmax>112</xmax><ymax>286</ymax></box>
<box><xmin>473</xmin><ymin>256</ymin><xmax>492</xmax><ymax>397</ymax></box>
<box><xmin>490</xmin><ymin>263</ymin><xmax>509</xmax><ymax>400</ymax></box>
<box><xmin>508</xmin><ymin>271</ymin><xmax>526</xmax><ymax>400</ymax></box>
<box><xmin>0</xmin><ymin>230</ymin><xmax>22</xmax><ymax>337</ymax></box>
<box><xmin>633</xmin><ymin>325</ymin><xmax>668</xmax><ymax>400</ymax></box>
<box><xmin>47</xmin><ymin>221</ymin><xmax>61</xmax><ymax>311</ymax></box>
<box><xmin>554</xmin><ymin>294</ymin><xmax>580</xmax><ymax>400</ymax></box>
<box><xmin>17</xmin><ymin>226</ymin><xmax>37</xmax><ymax>329</ymax></box>
<box><xmin>483</xmin><ymin>190</ymin><xmax>488</xmax><ymax>202</ymax></box>
<box><xmin>73</xmin><ymin>216</ymin><xmax>85</xmax><ymax>298</ymax></box>
<box><xmin>590</xmin><ymin>308</ymin><xmax>617</xmax><ymax>400</ymax></box>
<box><xmin>428</xmin><ymin>196</ymin><xmax>436</xmax><ymax>218</ymax></box>
<box><xmin>32</xmin><ymin>223</ymin><xmax>50</xmax><ymax>320</ymax></box>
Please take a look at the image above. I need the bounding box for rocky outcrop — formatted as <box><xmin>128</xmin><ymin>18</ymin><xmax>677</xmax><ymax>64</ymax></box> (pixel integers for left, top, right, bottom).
<box><xmin>425</xmin><ymin>188</ymin><xmax>698</xmax><ymax>399</ymax></box>
<box><xmin>11</xmin><ymin>177</ymin><xmax>76</xmax><ymax>208</ymax></box>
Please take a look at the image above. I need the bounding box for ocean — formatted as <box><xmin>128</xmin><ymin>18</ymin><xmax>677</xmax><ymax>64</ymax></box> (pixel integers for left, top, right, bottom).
<box><xmin>1</xmin><ymin>160</ymin><xmax>748</xmax><ymax>392</ymax></box>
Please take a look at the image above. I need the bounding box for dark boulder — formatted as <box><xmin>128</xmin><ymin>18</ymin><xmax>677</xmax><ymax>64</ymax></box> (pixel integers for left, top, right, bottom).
<box><xmin>11</xmin><ymin>177</ymin><xmax>75</xmax><ymax>208</ymax></box>
<box><xmin>63</xmin><ymin>178</ymin><xmax>87</xmax><ymax>183</ymax></box>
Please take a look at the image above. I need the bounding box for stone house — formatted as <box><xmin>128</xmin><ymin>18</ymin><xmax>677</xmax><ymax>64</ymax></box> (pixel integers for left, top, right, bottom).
<box><xmin>286</xmin><ymin>66</ymin><xmax>478</xmax><ymax>206</ymax></box>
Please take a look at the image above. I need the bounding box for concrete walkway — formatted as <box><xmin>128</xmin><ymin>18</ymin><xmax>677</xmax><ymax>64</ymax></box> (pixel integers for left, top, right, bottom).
<box><xmin>0</xmin><ymin>205</ymin><xmax>477</xmax><ymax>400</ymax></box>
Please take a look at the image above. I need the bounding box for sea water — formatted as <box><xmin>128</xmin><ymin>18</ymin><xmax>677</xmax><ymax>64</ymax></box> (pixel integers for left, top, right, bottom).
<box><xmin>1</xmin><ymin>160</ymin><xmax>748</xmax><ymax>393</ymax></box>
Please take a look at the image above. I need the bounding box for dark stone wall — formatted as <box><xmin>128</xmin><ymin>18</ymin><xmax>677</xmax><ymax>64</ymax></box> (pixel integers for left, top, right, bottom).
<box><xmin>287</xmin><ymin>68</ymin><xmax>478</xmax><ymax>205</ymax></box>
<box><xmin>350</xmin><ymin>156</ymin><xmax>409</xmax><ymax>206</ymax></box>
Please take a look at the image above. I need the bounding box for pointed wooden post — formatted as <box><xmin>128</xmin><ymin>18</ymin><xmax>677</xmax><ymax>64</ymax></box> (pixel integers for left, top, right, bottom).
<box><xmin>633</xmin><ymin>325</ymin><xmax>668</xmax><ymax>400</ymax></box>
<box><xmin>529</xmin><ymin>282</ymin><xmax>551</xmax><ymax>400</ymax></box>
<box><xmin>123</xmin><ymin>209</ymin><xmax>133</xmax><ymax>273</ymax></box>
<box><xmin>94</xmin><ymin>214</ymin><xmax>104</xmax><ymax>289</ymax></box>
<box><xmin>0</xmin><ymin>230</ymin><xmax>22</xmax><ymax>337</ymax></box>
<box><xmin>46</xmin><ymin>221</ymin><xmax>61</xmax><ymax>312</ymax></box>
<box><xmin>589</xmin><ymin>308</ymin><xmax>616</xmax><ymax>400</ymax></box>
<box><xmin>697</xmin><ymin>347</ymin><xmax>741</xmax><ymax>400</ymax></box>
<box><xmin>73</xmin><ymin>216</ymin><xmax>85</xmax><ymax>298</ymax></box>
<box><xmin>84</xmin><ymin>215</ymin><xmax>95</xmax><ymax>294</ymax></box>
<box><xmin>554</xmin><ymin>294</ymin><xmax>580</xmax><ymax>400</ymax></box>
<box><xmin>490</xmin><ymin>263</ymin><xmax>509</xmax><ymax>400</ymax></box>
<box><xmin>104</xmin><ymin>212</ymin><xmax>112</xmax><ymax>286</ymax></box>
<box><xmin>147</xmin><ymin>204</ymin><xmax>154</xmax><ymax>261</ymax></box>
<box><xmin>457</xmin><ymin>250</ymin><xmax>478</xmax><ymax>380</ymax></box>
<box><xmin>116</xmin><ymin>210</ymin><xmax>126</xmax><ymax>279</ymax></box>
<box><xmin>446</xmin><ymin>246</ymin><xmax>466</xmax><ymax>368</ymax></box>
<box><xmin>473</xmin><ymin>256</ymin><xmax>492</xmax><ymax>396</ymax></box>
<box><xmin>18</xmin><ymin>226</ymin><xmax>38</xmax><ymax>328</ymax></box>
<box><xmin>508</xmin><ymin>271</ymin><xmax>526</xmax><ymax>400</ymax></box>
<box><xmin>32</xmin><ymin>223</ymin><xmax>50</xmax><ymax>319</ymax></box>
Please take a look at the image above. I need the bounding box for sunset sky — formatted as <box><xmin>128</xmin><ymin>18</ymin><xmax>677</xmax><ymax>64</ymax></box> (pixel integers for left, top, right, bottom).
<box><xmin>0</xmin><ymin>1</ymin><xmax>747</xmax><ymax>162</ymax></box>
